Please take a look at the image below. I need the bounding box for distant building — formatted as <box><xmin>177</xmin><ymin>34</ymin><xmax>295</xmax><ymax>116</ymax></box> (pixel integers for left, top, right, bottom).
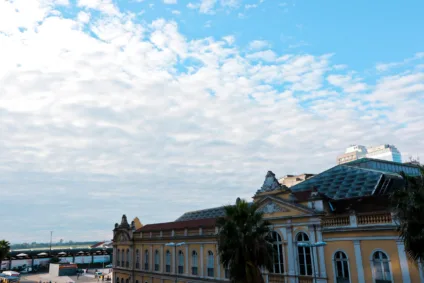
<box><xmin>278</xmin><ymin>173</ymin><xmax>315</xmax><ymax>187</ymax></box>
<box><xmin>337</xmin><ymin>144</ymin><xmax>402</xmax><ymax>164</ymax></box>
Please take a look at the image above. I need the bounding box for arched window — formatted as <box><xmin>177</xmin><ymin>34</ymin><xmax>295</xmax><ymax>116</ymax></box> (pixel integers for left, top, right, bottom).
<box><xmin>116</xmin><ymin>277</ymin><xmax>119</xmax><ymax>283</ymax></box>
<box><xmin>191</xmin><ymin>251</ymin><xmax>198</xmax><ymax>275</ymax></box>
<box><xmin>135</xmin><ymin>280</ymin><xmax>138</xmax><ymax>283</ymax></box>
<box><xmin>207</xmin><ymin>251</ymin><xmax>214</xmax><ymax>277</ymax></box>
<box><xmin>121</xmin><ymin>250</ymin><xmax>125</xmax><ymax>267</ymax></box>
<box><xmin>334</xmin><ymin>251</ymin><xmax>350</xmax><ymax>283</ymax></box>
<box><xmin>272</xmin><ymin>231</ymin><xmax>284</xmax><ymax>274</ymax></box>
<box><xmin>297</xmin><ymin>232</ymin><xmax>312</xmax><ymax>276</ymax></box>
<box><xmin>154</xmin><ymin>250</ymin><xmax>160</xmax><ymax>271</ymax></box>
<box><xmin>166</xmin><ymin>250</ymin><xmax>171</xmax><ymax>272</ymax></box>
<box><xmin>120</xmin><ymin>278</ymin><xmax>123</xmax><ymax>283</ymax></box>
<box><xmin>126</xmin><ymin>249</ymin><xmax>130</xmax><ymax>267</ymax></box>
<box><xmin>372</xmin><ymin>251</ymin><xmax>392</xmax><ymax>283</ymax></box>
<box><xmin>117</xmin><ymin>249</ymin><xmax>120</xmax><ymax>267</ymax></box>
<box><xmin>125</xmin><ymin>279</ymin><xmax>128</xmax><ymax>283</ymax></box>
<box><xmin>178</xmin><ymin>250</ymin><xmax>184</xmax><ymax>274</ymax></box>
<box><xmin>135</xmin><ymin>249</ymin><xmax>140</xmax><ymax>269</ymax></box>
<box><xmin>144</xmin><ymin>249</ymin><xmax>149</xmax><ymax>270</ymax></box>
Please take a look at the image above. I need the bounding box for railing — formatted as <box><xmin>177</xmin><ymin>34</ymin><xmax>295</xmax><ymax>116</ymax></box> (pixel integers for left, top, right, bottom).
<box><xmin>322</xmin><ymin>216</ymin><xmax>350</xmax><ymax>227</ymax></box>
<box><xmin>357</xmin><ymin>212</ymin><xmax>392</xmax><ymax>225</ymax></box>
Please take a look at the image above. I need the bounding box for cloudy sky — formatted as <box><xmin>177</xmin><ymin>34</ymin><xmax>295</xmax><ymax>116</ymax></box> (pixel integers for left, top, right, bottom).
<box><xmin>1</xmin><ymin>0</ymin><xmax>424</xmax><ymax>243</ymax></box>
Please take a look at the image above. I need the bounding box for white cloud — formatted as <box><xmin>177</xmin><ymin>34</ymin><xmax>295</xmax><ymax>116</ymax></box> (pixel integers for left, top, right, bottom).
<box><xmin>171</xmin><ymin>10</ymin><xmax>181</xmax><ymax>15</ymax></box>
<box><xmin>245</xmin><ymin>4</ymin><xmax>257</xmax><ymax>9</ymax></box>
<box><xmin>248</xmin><ymin>40</ymin><xmax>270</xmax><ymax>50</ymax></box>
<box><xmin>163</xmin><ymin>0</ymin><xmax>177</xmax><ymax>4</ymax></box>
<box><xmin>246</xmin><ymin>50</ymin><xmax>277</xmax><ymax>62</ymax></box>
<box><xmin>1</xmin><ymin>0</ymin><xmax>424</xmax><ymax>242</ymax></box>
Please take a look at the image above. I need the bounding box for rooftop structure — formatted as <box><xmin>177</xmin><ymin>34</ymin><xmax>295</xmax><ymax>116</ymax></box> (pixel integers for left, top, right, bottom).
<box><xmin>337</xmin><ymin>144</ymin><xmax>402</xmax><ymax>164</ymax></box>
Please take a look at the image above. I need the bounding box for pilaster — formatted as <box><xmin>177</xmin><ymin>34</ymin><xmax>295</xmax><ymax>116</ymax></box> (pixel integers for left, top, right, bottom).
<box><xmin>308</xmin><ymin>225</ymin><xmax>319</xmax><ymax>278</ymax></box>
<box><xmin>160</xmin><ymin>245</ymin><xmax>164</xmax><ymax>273</ymax></box>
<box><xmin>285</xmin><ymin>226</ymin><xmax>296</xmax><ymax>283</ymax></box>
<box><xmin>185</xmin><ymin>244</ymin><xmax>189</xmax><ymax>274</ymax></box>
<box><xmin>200</xmin><ymin>244</ymin><xmax>204</xmax><ymax>277</ymax></box>
<box><xmin>353</xmin><ymin>240</ymin><xmax>365</xmax><ymax>283</ymax></box>
<box><xmin>397</xmin><ymin>241</ymin><xmax>411</xmax><ymax>283</ymax></box>
<box><xmin>315</xmin><ymin>226</ymin><xmax>327</xmax><ymax>278</ymax></box>
<box><xmin>150</xmin><ymin>245</ymin><xmax>153</xmax><ymax>271</ymax></box>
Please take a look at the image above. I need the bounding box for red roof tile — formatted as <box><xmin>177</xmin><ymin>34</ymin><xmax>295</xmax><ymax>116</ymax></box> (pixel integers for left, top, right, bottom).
<box><xmin>137</xmin><ymin>218</ymin><xmax>216</xmax><ymax>232</ymax></box>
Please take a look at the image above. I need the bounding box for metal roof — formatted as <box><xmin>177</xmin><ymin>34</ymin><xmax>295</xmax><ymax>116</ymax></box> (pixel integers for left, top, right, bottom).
<box><xmin>344</xmin><ymin>158</ymin><xmax>421</xmax><ymax>176</ymax></box>
<box><xmin>175</xmin><ymin>206</ymin><xmax>227</xmax><ymax>221</ymax></box>
<box><xmin>290</xmin><ymin>164</ymin><xmax>402</xmax><ymax>200</ymax></box>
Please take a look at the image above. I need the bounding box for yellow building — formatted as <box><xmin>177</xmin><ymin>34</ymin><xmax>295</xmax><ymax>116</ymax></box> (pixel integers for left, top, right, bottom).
<box><xmin>113</xmin><ymin>158</ymin><xmax>423</xmax><ymax>283</ymax></box>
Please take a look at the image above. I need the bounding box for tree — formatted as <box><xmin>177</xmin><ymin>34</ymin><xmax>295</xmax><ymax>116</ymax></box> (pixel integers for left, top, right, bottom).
<box><xmin>391</xmin><ymin>166</ymin><xmax>424</xmax><ymax>263</ymax></box>
<box><xmin>0</xmin><ymin>240</ymin><xmax>11</xmax><ymax>263</ymax></box>
<box><xmin>216</xmin><ymin>198</ymin><xmax>273</xmax><ymax>283</ymax></box>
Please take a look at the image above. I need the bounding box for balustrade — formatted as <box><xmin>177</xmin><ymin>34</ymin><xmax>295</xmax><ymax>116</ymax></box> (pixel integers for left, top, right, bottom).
<box><xmin>322</xmin><ymin>216</ymin><xmax>350</xmax><ymax>227</ymax></box>
<box><xmin>357</xmin><ymin>212</ymin><xmax>392</xmax><ymax>225</ymax></box>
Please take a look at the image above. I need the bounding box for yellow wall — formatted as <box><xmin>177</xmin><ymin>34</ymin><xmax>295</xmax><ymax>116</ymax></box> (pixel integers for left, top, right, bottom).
<box><xmin>324</xmin><ymin>241</ymin><xmax>357</xmax><ymax>283</ymax></box>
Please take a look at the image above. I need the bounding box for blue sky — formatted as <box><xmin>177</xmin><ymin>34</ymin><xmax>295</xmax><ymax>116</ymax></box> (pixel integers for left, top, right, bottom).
<box><xmin>0</xmin><ymin>0</ymin><xmax>423</xmax><ymax>243</ymax></box>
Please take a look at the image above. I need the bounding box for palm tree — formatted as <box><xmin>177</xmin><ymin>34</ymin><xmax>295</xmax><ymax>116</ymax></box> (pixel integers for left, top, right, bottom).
<box><xmin>391</xmin><ymin>166</ymin><xmax>424</xmax><ymax>262</ymax></box>
<box><xmin>216</xmin><ymin>198</ymin><xmax>273</xmax><ymax>283</ymax></box>
<box><xmin>0</xmin><ymin>240</ymin><xmax>11</xmax><ymax>266</ymax></box>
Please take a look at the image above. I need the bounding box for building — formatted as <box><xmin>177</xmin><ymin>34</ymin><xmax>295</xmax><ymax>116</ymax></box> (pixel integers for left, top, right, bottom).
<box><xmin>278</xmin><ymin>174</ymin><xmax>315</xmax><ymax>188</ymax></box>
<box><xmin>112</xmin><ymin>158</ymin><xmax>422</xmax><ymax>283</ymax></box>
<box><xmin>337</xmin><ymin>144</ymin><xmax>402</xmax><ymax>164</ymax></box>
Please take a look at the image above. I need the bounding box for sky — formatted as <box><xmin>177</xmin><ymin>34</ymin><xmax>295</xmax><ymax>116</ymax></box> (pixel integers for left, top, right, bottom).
<box><xmin>0</xmin><ymin>0</ymin><xmax>424</xmax><ymax>243</ymax></box>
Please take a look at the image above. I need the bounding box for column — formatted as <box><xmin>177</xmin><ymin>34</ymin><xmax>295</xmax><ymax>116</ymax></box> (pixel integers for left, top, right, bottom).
<box><xmin>173</xmin><ymin>246</ymin><xmax>176</xmax><ymax>274</ymax></box>
<box><xmin>185</xmin><ymin>245</ymin><xmax>189</xmax><ymax>274</ymax></box>
<box><xmin>315</xmin><ymin>226</ymin><xmax>327</xmax><ymax>278</ymax></box>
<box><xmin>286</xmin><ymin>226</ymin><xmax>296</xmax><ymax>283</ymax></box>
<box><xmin>160</xmin><ymin>246</ymin><xmax>164</xmax><ymax>273</ymax></box>
<box><xmin>397</xmin><ymin>241</ymin><xmax>411</xmax><ymax>283</ymax></box>
<box><xmin>353</xmin><ymin>240</ymin><xmax>365</xmax><ymax>283</ymax></box>
<box><xmin>140</xmin><ymin>248</ymin><xmax>143</xmax><ymax>270</ymax></box>
<box><xmin>200</xmin><ymin>244</ymin><xmax>204</xmax><ymax>277</ymax></box>
<box><xmin>216</xmin><ymin>254</ymin><xmax>221</xmax><ymax>279</ymax></box>
<box><xmin>308</xmin><ymin>226</ymin><xmax>319</xmax><ymax>279</ymax></box>
<box><xmin>150</xmin><ymin>245</ymin><xmax>153</xmax><ymax>272</ymax></box>
<box><xmin>113</xmin><ymin>248</ymin><xmax>117</xmax><ymax>267</ymax></box>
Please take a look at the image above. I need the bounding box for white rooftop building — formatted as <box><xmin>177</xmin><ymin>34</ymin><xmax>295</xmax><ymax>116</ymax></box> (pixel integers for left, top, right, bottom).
<box><xmin>337</xmin><ymin>144</ymin><xmax>402</xmax><ymax>164</ymax></box>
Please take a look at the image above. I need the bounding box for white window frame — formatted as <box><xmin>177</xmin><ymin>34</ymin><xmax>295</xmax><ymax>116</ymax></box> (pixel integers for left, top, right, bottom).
<box><xmin>166</xmin><ymin>250</ymin><xmax>171</xmax><ymax>272</ymax></box>
<box><xmin>207</xmin><ymin>251</ymin><xmax>214</xmax><ymax>277</ymax></box>
<box><xmin>333</xmin><ymin>250</ymin><xmax>351</xmax><ymax>283</ymax></box>
<box><xmin>272</xmin><ymin>231</ymin><xmax>285</xmax><ymax>274</ymax></box>
<box><xmin>178</xmin><ymin>250</ymin><xmax>184</xmax><ymax>274</ymax></box>
<box><xmin>192</xmin><ymin>250</ymin><xmax>198</xmax><ymax>275</ymax></box>
<box><xmin>144</xmin><ymin>249</ymin><xmax>149</xmax><ymax>270</ymax></box>
<box><xmin>296</xmin><ymin>231</ymin><xmax>313</xmax><ymax>276</ymax></box>
<box><xmin>370</xmin><ymin>249</ymin><xmax>394</xmax><ymax>283</ymax></box>
<box><xmin>154</xmin><ymin>250</ymin><xmax>160</xmax><ymax>271</ymax></box>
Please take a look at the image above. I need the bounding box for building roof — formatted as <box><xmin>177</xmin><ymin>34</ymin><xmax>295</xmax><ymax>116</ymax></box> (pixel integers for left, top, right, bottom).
<box><xmin>137</xmin><ymin>218</ymin><xmax>216</xmax><ymax>232</ymax></box>
<box><xmin>290</xmin><ymin>164</ymin><xmax>403</xmax><ymax>200</ymax></box>
<box><xmin>175</xmin><ymin>206</ymin><xmax>228</xmax><ymax>222</ymax></box>
<box><xmin>344</xmin><ymin>158</ymin><xmax>421</xmax><ymax>176</ymax></box>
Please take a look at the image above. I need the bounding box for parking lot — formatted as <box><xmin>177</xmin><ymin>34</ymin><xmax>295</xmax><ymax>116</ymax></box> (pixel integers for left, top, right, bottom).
<box><xmin>19</xmin><ymin>269</ymin><xmax>112</xmax><ymax>283</ymax></box>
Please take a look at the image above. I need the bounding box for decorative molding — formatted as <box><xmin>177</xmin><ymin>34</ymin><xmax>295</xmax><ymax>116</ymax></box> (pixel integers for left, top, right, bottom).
<box><xmin>258</xmin><ymin>201</ymin><xmax>288</xmax><ymax>214</ymax></box>
<box><xmin>324</xmin><ymin>236</ymin><xmax>398</xmax><ymax>242</ymax></box>
<box><xmin>257</xmin><ymin>171</ymin><xmax>282</xmax><ymax>193</ymax></box>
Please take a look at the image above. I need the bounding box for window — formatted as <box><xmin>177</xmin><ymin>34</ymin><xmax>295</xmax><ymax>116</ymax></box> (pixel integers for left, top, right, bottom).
<box><xmin>136</xmin><ymin>250</ymin><xmax>140</xmax><ymax>269</ymax></box>
<box><xmin>372</xmin><ymin>251</ymin><xmax>392</xmax><ymax>283</ymax></box>
<box><xmin>166</xmin><ymin>250</ymin><xmax>171</xmax><ymax>273</ymax></box>
<box><xmin>126</xmin><ymin>249</ymin><xmax>130</xmax><ymax>267</ymax></box>
<box><xmin>297</xmin><ymin>232</ymin><xmax>312</xmax><ymax>276</ymax></box>
<box><xmin>120</xmin><ymin>279</ymin><xmax>123</xmax><ymax>283</ymax></box>
<box><xmin>135</xmin><ymin>280</ymin><xmax>138</xmax><ymax>283</ymax></box>
<box><xmin>207</xmin><ymin>251</ymin><xmax>214</xmax><ymax>277</ymax></box>
<box><xmin>178</xmin><ymin>251</ymin><xmax>184</xmax><ymax>274</ymax></box>
<box><xmin>121</xmin><ymin>250</ymin><xmax>125</xmax><ymax>267</ymax></box>
<box><xmin>191</xmin><ymin>251</ymin><xmax>198</xmax><ymax>275</ymax></box>
<box><xmin>125</xmin><ymin>279</ymin><xmax>128</xmax><ymax>283</ymax></box>
<box><xmin>334</xmin><ymin>251</ymin><xmax>350</xmax><ymax>283</ymax></box>
<box><xmin>144</xmin><ymin>249</ymin><xmax>149</xmax><ymax>270</ymax></box>
<box><xmin>154</xmin><ymin>250</ymin><xmax>160</xmax><ymax>271</ymax></box>
<box><xmin>272</xmin><ymin>231</ymin><xmax>284</xmax><ymax>274</ymax></box>
<box><xmin>117</xmin><ymin>249</ymin><xmax>120</xmax><ymax>267</ymax></box>
<box><xmin>116</xmin><ymin>277</ymin><xmax>119</xmax><ymax>283</ymax></box>
<box><xmin>224</xmin><ymin>265</ymin><xmax>230</xmax><ymax>279</ymax></box>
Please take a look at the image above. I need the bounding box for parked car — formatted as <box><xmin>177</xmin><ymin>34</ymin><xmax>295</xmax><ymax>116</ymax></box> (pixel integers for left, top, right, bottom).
<box><xmin>105</xmin><ymin>264</ymin><xmax>113</xmax><ymax>268</ymax></box>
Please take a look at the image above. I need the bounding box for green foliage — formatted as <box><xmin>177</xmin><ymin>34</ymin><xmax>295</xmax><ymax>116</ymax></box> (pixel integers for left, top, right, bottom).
<box><xmin>391</xmin><ymin>166</ymin><xmax>424</xmax><ymax>263</ymax></box>
<box><xmin>0</xmin><ymin>240</ymin><xmax>11</xmax><ymax>262</ymax></box>
<box><xmin>216</xmin><ymin>198</ymin><xmax>273</xmax><ymax>283</ymax></box>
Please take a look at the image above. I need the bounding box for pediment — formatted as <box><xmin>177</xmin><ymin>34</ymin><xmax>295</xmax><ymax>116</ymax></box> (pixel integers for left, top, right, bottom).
<box><xmin>114</xmin><ymin>231</ymin><xmax>130</xmax><ymax>242</ymax></box>
<box><xmin>256</xmin><ymin>195</ymin><xmax>315</xmax><ymax>216</ymax></box>
<box><xmin>257</xmin><ymin>201</ymin><xmax>289</xmax><ymax>214</ymax></box>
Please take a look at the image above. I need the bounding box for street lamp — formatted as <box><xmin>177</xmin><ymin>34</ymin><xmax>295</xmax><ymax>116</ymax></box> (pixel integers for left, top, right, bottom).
<box><xmin>165</xmin><ymin>242</ymin><xmax>186</xmax><ymax>283</ymax></box>
<box><xmin>297</xmin><ymin>241</ymin><xmax>327</xmax><ymax>283</ymax></box>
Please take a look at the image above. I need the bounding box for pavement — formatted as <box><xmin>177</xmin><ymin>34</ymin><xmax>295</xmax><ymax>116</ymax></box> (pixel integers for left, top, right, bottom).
<box><xmin>20</xmin><ymin>269</ymin><xmax>113</xmax><ymax>283</ymax></box>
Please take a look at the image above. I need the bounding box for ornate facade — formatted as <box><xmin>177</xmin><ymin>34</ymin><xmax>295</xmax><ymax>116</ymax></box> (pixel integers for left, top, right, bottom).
<box><xmin>113</xmin><ymin>158</ymin><xmax>423</xmax><ymax>283</ymax></box>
